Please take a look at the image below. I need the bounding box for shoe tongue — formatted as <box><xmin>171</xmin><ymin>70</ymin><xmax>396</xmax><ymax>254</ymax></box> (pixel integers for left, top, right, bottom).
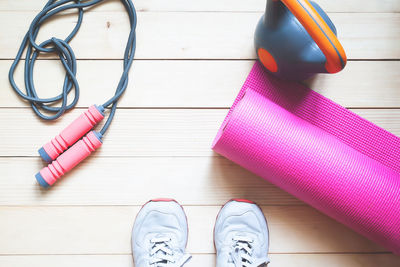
<box><xmin>154</xmin><ymin>250</ymin><xmax>168</xmax><ymax>263</ymax></box>
<box><xmin>231</xmin><ymin>236</ymin><xmax>258</xmax><ymax>267</ymax></box>
<box><xmin>150</xmin><ymin>235</ymin><xmax>171</xmax><ymax>266</ymax></box>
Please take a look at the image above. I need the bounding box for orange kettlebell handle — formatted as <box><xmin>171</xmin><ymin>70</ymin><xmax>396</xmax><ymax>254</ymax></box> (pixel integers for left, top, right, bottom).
<box><xmin>279</xmin><ymin>0</ymin><xmax>347</xmax><ymax>73</ymax></box>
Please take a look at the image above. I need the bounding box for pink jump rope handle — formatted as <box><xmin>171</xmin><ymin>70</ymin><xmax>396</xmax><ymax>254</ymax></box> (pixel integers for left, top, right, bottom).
<box><xmin>38</xmin><ymin>105</ymin><xmax>105</xmax><ymax>163</ymax></box>
<box><xmin>36</xmin><ymin>131</ymin><xmax>103</xmax><ymax>187</ymax></box>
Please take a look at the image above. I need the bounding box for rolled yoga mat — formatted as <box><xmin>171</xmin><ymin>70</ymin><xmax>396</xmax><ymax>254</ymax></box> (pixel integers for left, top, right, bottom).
<box><xmin>212</xmin><ymin>62</ymin><xmax>400</xmax><ymax>253</ymax></box>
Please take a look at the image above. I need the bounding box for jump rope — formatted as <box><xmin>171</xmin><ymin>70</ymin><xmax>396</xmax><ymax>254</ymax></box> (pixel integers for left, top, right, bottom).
<box><xmin>8</xmin><ymin>0</ymin><xmax>137</xmax><ymax>188</ymax></box>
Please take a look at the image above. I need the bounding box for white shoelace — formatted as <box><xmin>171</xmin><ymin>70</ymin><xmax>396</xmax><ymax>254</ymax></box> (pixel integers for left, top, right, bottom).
<box><xmin>229</xmin><ymin>236</ymin><xmax>270</xmax><ymax>267</ymax></box>
<box><xmin>149</xmin><ymin>236</ymin><xmax>191</xmax><ymax>267</ymax></box>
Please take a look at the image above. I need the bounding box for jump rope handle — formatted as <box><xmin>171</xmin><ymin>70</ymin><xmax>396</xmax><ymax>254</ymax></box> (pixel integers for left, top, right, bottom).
<box><xmin>36</xmin><ymin>131</ymin><xmax>103</xmax><ymax>188</ymax></box>
<box><xmin>38</xmin><ymin>105</ymin><xmax>105</xmax><ymax>163</ymax></box>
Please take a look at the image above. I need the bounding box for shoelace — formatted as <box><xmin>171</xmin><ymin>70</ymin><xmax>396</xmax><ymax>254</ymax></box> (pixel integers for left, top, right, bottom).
<box><xmin>149</xmin><ymin>236</ymin><xmax>191</xmax><ymax>267</ymax></box>
<box><xmin>229</xmin><ymin>236</ymin><xmax>270</xmax><ymax>267</ymax></box>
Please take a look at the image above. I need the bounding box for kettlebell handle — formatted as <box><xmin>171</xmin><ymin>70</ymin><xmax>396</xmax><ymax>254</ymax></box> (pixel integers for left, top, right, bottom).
<box><xmin>278</xmin><ymin>0</ymin><xmax>347</xmax><ymax>73</ymax></box>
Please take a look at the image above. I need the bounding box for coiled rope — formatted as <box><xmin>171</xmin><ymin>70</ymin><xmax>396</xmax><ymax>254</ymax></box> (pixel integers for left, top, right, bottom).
<box><xmin>9</xmin><ymin>0</ymin><xmax>137</xmax><ymax>135</ymax></box>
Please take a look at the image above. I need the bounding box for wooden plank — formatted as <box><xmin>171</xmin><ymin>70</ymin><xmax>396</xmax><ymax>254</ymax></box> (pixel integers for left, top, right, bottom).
<box><xmin>0</xmin><ymin>108</ymin><xmax>399</xmax><ymax>157</ymax></box>
<box><xmin>1</xmin><ymin>12</ymin><xmax>399</xmax><ymax>60</ymax></box>
<box><xmin>0</xmin><ymin>109</ymin><xmax>222</xmax><ymax>157</ymax></box>
<box><xmin>0</xmin><ymin>206</ymin><xmax>387</xmax><ymax>254</ymax></box>
<box><xmin>0</xmin><ymin>0</ymin><xmax>398</xmax><ymax>13</ymax></box>
<box><xmin>0</xmin><ymin>255</ymin><xmax>137</xmax><ymax>267</ymax></box>
<box><xmin>269</xmin><ymin>254</ymin><xmax>400</xmax><ymax>267</ymax></box>
<box><xmin>1</xmin><ymin>254</ymin><xmax>400</xmax><ymax>267</ymax></box>
<box><xmin>0</xmin><ymin>157</ymin><xmax>300</xmax><ymax>206</ymax></box>
<box><xmin>2</xmin><ymin>60</ymin><xmax>400</xmax><ymax>108</ymax></box>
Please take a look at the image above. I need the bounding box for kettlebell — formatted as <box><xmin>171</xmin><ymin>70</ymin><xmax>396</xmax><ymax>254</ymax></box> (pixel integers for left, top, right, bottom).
<box><xmin>255</xmin><ymin>0</ymin><xmax>347</xmax><ymax>80</ymax></box>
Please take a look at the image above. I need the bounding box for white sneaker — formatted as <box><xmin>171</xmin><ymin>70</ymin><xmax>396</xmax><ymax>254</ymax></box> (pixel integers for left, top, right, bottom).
<box><xmin>132</xmin><ymin>198</ymin><xmax>192</xmax><ymax>267</ymax></box>
<box><xmin>214</xmin><ymin>199</ymin><xmax>270</xmax><ymax>267</ymax></box>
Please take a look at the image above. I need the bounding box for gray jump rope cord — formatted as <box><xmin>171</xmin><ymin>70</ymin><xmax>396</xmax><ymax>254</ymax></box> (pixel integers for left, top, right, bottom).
<box><xmin>8</xmin><ymin>0</ymin><xmax>137</xmax><ymax>135</ymax></box>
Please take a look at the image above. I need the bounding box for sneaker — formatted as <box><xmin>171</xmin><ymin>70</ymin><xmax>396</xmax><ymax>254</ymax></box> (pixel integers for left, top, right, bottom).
<box><xmin>132</xmin><ymin>198</ymin><xmax>192</xmax><ymax>267</ymax></box>
<box><xmin>214</xmin><ymin>199</ymin><xmax>270</xmax><ymax>267</ymax></box>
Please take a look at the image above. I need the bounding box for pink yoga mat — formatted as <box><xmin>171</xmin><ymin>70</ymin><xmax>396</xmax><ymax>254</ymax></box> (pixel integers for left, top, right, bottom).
<box><xmin>212</xmin><ymin>62</ymin><xmax>400</xmax><ymax>253</ymax></box>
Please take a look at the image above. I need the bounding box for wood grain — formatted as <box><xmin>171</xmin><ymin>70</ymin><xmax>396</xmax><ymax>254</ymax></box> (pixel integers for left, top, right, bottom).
<box><xmin>0</xmin><ymin>109</ymin><xmax>399</xmax><ymax>157</ymax></box>
<box><xmin>1</xmin><ymin>12</ymin><xmax>399</xmax><ymax>60</ymax></box>
<box><xmin>1</xmin><ymin>254</ymin><xmax>400</xmax><ymax>267</ymax></box>
<box><xmin>1</xmin><ymin>0</ymin><xmax>399</xmax><ymax>265</ymax></box>
<box><xmin>0</xmin><ymin>0</ymin><xmax>398</xmax><ymax>13</ymax></box>
<box><xmin>0</xmin><ymin>206</ymin><xmax>387</xmax><ymax>254</ymax></box>
<box><xmin>0</xmin><ymin>157</ymin><xmax>301</xmax><ymax>206</ymax></box>
<box><xmin>2</xmin><ymin>60</ymin><xmax>400</xmax><ymax>108</ymax></box>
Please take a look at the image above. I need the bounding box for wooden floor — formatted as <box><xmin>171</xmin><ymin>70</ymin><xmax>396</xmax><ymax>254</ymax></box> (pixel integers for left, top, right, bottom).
<box><xmin>1</xmin><ymin>0</ymin><xmax>400</xmax><ymax>266</ymax></box>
